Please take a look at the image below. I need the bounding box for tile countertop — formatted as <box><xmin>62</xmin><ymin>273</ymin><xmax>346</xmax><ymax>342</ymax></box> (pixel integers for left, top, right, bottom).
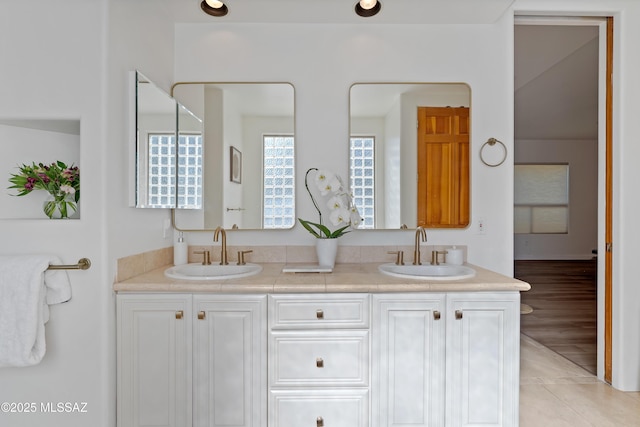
<box><xmin>113</xmin><ymin>262</ymin><xmax>531</xmax><ymax>294</ymax></box>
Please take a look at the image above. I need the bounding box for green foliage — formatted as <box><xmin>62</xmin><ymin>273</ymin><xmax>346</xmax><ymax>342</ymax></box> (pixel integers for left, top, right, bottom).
<box><xmin>8</xmin><ymin>160</ymin><xmax>80</xmax><ymax>218</ymax></box>
<box><xmin>298</xmin><ymin>218</ymin><xmax>351</xmax><ymax>239</ymax></box>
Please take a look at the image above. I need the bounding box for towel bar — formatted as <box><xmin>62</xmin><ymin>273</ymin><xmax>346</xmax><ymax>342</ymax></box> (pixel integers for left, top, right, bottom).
<box><xmin>47</xmin><ymin>258</ymin><xmax>91</xmax><ymax>271</ymax></box>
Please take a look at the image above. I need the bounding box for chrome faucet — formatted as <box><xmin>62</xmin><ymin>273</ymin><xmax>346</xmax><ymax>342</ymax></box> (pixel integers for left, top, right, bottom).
<box><xmin>413</xmin><ymin>226</ymin><xmax>427</xmax><ymax>265</ymax></box>
<box><xmin>214</xmin><ymin>226</ymin><xmax>228</xmax><ymax>265</ymax></box>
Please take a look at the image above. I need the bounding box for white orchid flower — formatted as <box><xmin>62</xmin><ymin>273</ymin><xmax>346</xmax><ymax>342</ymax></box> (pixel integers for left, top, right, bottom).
<box><xmin>349</xmin><ymin>206</ymin><xmax>362</xmax><ymax>227</ymax></box>
<box><xmin>329</xmin><ymin>207</ymin><xmax>351</xmax><ymax>226</ymax></box>
<box><xmin>315</xmin><ymin>170</ymin><xmax>342</xmax><ymax>195</ymax></box>
<box><xmin>327</xmin><ymin>195</ymin><xmax>346</xmax><ymax>211</ymax></box>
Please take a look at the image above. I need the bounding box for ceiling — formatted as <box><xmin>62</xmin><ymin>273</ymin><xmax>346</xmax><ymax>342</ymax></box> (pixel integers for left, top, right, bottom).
<box><xmin>514</xmin><ymin>24</ymin><xmax>600</xmax><ymax>140</ymax></box>
<box><xmin>147</xmin><ymin>3</ymin><xmax>601</xmax><ymax>140</ymax></box>
<box><xmin>164</xmin><ymin>0</ymin><xmax>514</xmax><ymax>25</ymax></box>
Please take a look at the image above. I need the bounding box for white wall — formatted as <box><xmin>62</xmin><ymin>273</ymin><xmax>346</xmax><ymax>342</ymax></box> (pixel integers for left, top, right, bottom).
<box><xmin>174</xmin><ymin>21</ymin><xmax>515</xmax><ymax>276</ymax></box>
<box><xmin>0</xmin><ymin>1</ymin><xmax>178</xmax><ymax>426</ymax></box>
<box><xmin>0</xmin><ymin>1</ymin><xmax>110</xmax><ymax>426</ymax></box>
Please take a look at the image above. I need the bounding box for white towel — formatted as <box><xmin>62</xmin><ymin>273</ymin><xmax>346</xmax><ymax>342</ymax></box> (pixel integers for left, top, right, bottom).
<box><xmin>0</xmin><ymin>255</ymin><xmax>72</xmax><ymax>367</ymax></box>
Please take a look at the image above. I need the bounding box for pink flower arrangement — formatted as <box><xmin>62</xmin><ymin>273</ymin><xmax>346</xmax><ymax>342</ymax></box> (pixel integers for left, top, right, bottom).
<box><xmin>8</xmin><ymin>161</ymin><xmax>80</xmax><ymax>218</ymax></box>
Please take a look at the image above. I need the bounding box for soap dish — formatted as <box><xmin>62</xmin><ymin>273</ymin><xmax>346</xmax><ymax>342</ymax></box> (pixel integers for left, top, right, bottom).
<box><xmin>282</xmin><ymin>264</ymin><xmax>333</xmax><ymax>273</ymax></box>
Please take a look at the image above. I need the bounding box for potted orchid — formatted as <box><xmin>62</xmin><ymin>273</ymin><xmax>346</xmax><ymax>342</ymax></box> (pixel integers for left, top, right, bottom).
<box><xmin>299</xmin><ymin>168</ymin><xmax>361</xmax><ymax>267</ymax></box>
<box><xmin>8</xmin><ymin>161</ymin><xmax>80</xmax><ymax>219</ymax></box>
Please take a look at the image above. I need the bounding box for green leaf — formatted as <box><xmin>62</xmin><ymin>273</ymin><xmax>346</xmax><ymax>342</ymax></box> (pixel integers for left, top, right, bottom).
<box><xmin>298</xmin><ymin>218</ymin><xmax>335</xmax><ymax>238</ymax></box>
<box><xmin>329</xmin><ymin>224</ymin><xmax>351</xmax><ymax>238</ymax></box>
<box><xmin>298</xmin><ymin>218</ymin><xmax>322</xmax><ymax>238</ymax></box>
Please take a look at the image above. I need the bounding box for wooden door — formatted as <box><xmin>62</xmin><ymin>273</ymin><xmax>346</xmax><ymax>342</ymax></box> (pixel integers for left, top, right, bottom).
<box><xmin>417</xmin><ymin>107</ymin><xmax>470</xmax><ymax>228</ymax></box>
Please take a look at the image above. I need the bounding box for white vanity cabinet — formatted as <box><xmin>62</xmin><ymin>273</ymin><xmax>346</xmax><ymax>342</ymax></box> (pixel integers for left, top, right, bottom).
<box><xmin>372</xmin><ymin>294</ymin><xmax>446</xmax><ymax>427</ymax></box>
<box><xmin>193</xmin><ymin>294</ymin><xmax>267</xmax><ymax>427</ymax></box>
<box><xmin>116</xmin><ymin>294</ymin><xmax>193</xmax><ymax>427</ymax></box>
<box><xmin>372</xmin><ymin>292</ymin><xmax>520</xmax><ymax>427</ymax></box>
<box><xmin>117</xmin><ymin>289</ymin><xmax>521</xmax><ymax>427</ymax></box>
<box><xmin>268</xmin><ymin>294</ymin><xmax>370</xmax><ymax>427</ymax></box>
<box><xmin>445</xmin><ymin>292</ymin><xmax>520</xmax><ymax>427</ymax></box>
<box><xmin>116</xmin><ymin>294</ymin><xmax>267</xmax><ymax>427</ymax></box>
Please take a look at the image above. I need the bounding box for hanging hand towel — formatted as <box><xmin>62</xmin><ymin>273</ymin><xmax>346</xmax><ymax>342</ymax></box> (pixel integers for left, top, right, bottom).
<box><xmin>0</xmin><ymin>255</ymin><xmax>71</xmax><ymax>367</ymax></box>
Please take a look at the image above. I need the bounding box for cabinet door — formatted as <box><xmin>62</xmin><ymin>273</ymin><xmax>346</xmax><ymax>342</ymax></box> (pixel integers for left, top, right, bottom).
<box><xmin>116</xmin><ymin>294</ymin><xmax>192</xmax><ymax>427</ymax></box>
<box><xmin>372</xmin><ymin>294</ymin><xmax>446</xmax><ymax>427</ymax></box>
<box><xmin>193</xmin><ymin>295</ymin><xmax>267</xmax><ymax>427</ymax></box>
<box><xmin>445</xmin><ymin>292</ymin><xmax>520</xmax><ymax>427</ymax></box>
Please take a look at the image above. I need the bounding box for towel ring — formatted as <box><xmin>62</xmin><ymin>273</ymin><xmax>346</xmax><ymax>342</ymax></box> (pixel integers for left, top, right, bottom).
<box><xmin>480</xmin><ymin>138</ymin><xmax>507</xmax><ymax>167</ymax></box>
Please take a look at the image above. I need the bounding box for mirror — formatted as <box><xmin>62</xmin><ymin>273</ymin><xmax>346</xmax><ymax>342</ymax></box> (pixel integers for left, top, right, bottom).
<box><xmin>176</xmin><ymin>103</ymin><xmax>203</xmax><ymax>210</ymax></box>
<box><xmin>132</xmin><ymin>70</ymin><xmax>178</xmax><ymax>208</ymax></box>
<box><xmin>171</xmin><ymin>82</ymin><xmax>296</xmax><ymax>231</ymax></box>
<box><xmin>349</xmin><ymin>83</ymin><xmax>470</xmax><ymax>229</ymax></box>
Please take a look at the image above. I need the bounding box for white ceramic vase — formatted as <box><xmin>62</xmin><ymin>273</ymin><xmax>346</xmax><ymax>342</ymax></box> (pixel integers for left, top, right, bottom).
<box><xmin>316</xmin><ymin>238</ymin><xmax>338</xmax><ymax>268</ymax></box>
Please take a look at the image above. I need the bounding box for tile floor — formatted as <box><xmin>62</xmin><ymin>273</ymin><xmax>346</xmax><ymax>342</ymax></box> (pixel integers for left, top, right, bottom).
<box><xmin>520</xmin><ymin>335</ymin><xmax>640</xmax><ymax>426</ymax></box>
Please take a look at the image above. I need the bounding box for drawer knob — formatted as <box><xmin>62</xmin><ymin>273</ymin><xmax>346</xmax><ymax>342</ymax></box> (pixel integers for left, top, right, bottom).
<box><xmin>316</xmin><ymin>309</ymin><xmax>324</xmax><ymax>319</ymax></box>
<box><xmin>198</xmin><ymin>311</ymin><xmax>206</xmax><ymax>320</ymax></box>
<box><xmin>433</xmin><ymin>310</ymin><xmax>441</xmax><ymax>320</ymax></box>
<box><xmin>175</xmin><ymin>310</ymin><xmax>184</xmax><ymax>320</ymax></box>
<box><xmin>317</xmin><ymin>416</ymin><xmax>324</xmax><ymax>427</ymax></box>
<box><xmin>455</xmin><ymin>310</ymin><xmax>463</xmax><ymax>320</ymax></box>
<box><xmin>316</xmin><ymin>357</ymin><xmax>324</xmax><ymax>368</ymax></box>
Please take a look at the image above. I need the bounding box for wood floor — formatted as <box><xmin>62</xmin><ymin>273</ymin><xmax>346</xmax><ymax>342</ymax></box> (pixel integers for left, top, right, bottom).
<box><xmin>515</xmin><ymin>259</ymin><xmax>597</xmax><ymax>374</ymax></box>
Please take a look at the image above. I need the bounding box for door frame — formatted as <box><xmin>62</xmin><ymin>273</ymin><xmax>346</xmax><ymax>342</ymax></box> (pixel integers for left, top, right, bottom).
<box><xmin>513</xmin><ymin>15</ymin><xmax>613</xmax><ymax>383</ymax></box>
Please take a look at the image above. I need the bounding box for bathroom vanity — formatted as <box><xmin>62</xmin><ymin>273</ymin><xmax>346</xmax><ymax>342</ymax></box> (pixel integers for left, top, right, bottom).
<box><xmin>114</xmin><ymin>263</ymin><xmax>529</xmax><ymax>427</ymax></box>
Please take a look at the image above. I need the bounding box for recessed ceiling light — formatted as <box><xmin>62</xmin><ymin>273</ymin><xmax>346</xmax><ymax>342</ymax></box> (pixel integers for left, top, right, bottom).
<box><xmin>201</xmin><ymin>0</ymin><xmax>228</xmax><ymax>17</ymax></box>
<box><xmin>355</xmin><ymin>0</ymin><xmax>381</xmax><ymax>17</ymax></box>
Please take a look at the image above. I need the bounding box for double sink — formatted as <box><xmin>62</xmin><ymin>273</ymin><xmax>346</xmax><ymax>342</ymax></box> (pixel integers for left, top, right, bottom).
<box><xmin>165</xmin><ymin>261</ymin><xmax>475</xmax><ymax>282</ymax></box>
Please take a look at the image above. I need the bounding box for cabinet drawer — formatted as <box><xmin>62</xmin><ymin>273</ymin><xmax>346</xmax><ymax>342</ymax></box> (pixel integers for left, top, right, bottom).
<box><xmin>270</xmin><ymin>331</ymin><xmax>369</xmax><ymax>387</ymax></box>
<box><xmin>269</xmin><ymin>294</ymin><xmax>370</xmax><ymax>329</ymax></box>
<box><xmin>270</xmin><ymin>389</ymin><xmax>369</xmax><ymax>427</ymax></box>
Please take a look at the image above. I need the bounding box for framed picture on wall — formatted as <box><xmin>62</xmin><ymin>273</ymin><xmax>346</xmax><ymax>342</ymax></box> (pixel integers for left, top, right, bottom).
<box><xmin>230</xmin><ymin>146</ymin><xmax>242</xmax><ymax>183</ymax></box>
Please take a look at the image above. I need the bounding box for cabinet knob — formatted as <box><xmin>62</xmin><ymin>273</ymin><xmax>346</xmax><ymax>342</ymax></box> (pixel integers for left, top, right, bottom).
<box><xmin>198</xmin><ymin>311</ymin><xmax>206</xmax><ymax>320</ymax></box>
<box><xmin>433</xmin><ymin>310</ymin><xmax>441</xmax><ymax>320</ymax></box>
<box><xmin>455</xmin><ymin>310</ymin><xmax>463</xmax><ymax>320</ymax></box>
<box><xmin>317</xmin><ymin>416</ymin><xmax>324</xmax><ymax>427</ymax></box>
<box><xmin>316</xmin><ymin>357</ymin><xmax>324</xmax><ymax>368</ymax></box>
<box><xmin>175</xmin><ymin>310</ymin><xmax>184</xmax><ymax>319</ymax></box>
<box><xmin>316</xmin><ymin>309</ymin><xmax>324</xmax><ymax>319</ymax></box>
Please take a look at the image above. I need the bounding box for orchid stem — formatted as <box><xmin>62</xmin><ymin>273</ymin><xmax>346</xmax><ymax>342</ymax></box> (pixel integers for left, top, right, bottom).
<box><xmin>305</xmin><ymin>167</ymin><xmax>322</xmax><ymax>226</ymax></box>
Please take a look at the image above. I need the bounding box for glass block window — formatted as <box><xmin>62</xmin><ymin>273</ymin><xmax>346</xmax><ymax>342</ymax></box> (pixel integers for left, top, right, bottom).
<box><xmin>350</xmin><ymin>136</ymin><xmax>375</xmax><ymax>229</ymax></box>
<box><xmin>263</xmin><ymin>135</ymin><xmax>295</xmax><ymax>229</ymax></box>
<box><xmin>148</xmin><ymin>133</ymin><xmax>202</xmax><ymax>209</ymax></box>
<box><xmin>177</xmin><ymin>133</ymin><xmax>203</xmax><ymax>209</ymax></box>
<box><xmin>148</xmin><ymin>133</ymin><xmax>176</xmax><ymax>208</ymax></box>
<box><xmin>514</xmin><ymin>164</ymin><xmax>569</xmax><ymax>234</ymax></box>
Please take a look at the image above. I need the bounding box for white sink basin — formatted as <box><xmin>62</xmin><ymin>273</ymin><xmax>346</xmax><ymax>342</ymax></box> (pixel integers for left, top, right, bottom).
<box><xmin>378</xmin><ymin>263</ymin><xmax>476</xmax><ymax>281</ymax></box>
<box><xmin>164</xmin><ymin>263</ymin><xmax>262</xmax><ymax>281</ymax></box>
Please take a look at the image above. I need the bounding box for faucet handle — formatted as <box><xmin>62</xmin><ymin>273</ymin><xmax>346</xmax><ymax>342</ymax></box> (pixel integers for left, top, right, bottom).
<box><xmin>387</xmin><ymin>251</ymin><xmax>405</xmax><ymax>266</ymax></box>
<box><xmin>237</xmin><ymin>250</ymin><xmax>253</xmax><ymax>265</ymax></box>
<box><xmin>431</xmin><ymin>250</ymin><xmax>448</xmax><ymax>265</ymax></box>
<box><xmin>194</xmin><ymin>250</ymin><xmax>211</xmax><ymax>265</ymax></box>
